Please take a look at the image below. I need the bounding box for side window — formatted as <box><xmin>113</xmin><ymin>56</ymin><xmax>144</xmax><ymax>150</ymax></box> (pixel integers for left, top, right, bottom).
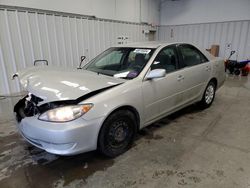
<box><xmin>178</xmin><ymin>45</ymin><xmax>208</xmax><ymax>67</ymax></box>
<box><xmin>151</xmin><ymin>47</ymin><xmax>178</xmax><ymax>73</ymax></box>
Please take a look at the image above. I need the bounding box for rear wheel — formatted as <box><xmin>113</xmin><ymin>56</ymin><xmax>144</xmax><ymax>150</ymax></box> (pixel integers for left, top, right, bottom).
<box><xmin>98</xmin><ymin>110</ymin><xmax>136</xmax><ymax>157</ymax></box>
<box><xmin>234</xmin><ymin>69</ymin><xmax>241</xmax><ymax>75</ymax></box>
<box><xmin>199</xmin><ymin>81</ymin><xmax>216</xmax><ymax>109</ymax></box>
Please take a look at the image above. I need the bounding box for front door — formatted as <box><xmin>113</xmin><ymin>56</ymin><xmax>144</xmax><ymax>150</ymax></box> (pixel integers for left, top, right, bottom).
<box><xmin>142</xmin><ymin>45</ymin><xmax>184</xmax><ymax>123</ymax></box>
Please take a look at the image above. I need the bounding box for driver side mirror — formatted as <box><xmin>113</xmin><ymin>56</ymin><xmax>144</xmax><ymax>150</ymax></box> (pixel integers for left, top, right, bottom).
<box><xmin>146</xmin><ymin>69</ymin><xmax>166</xmax><ymax>80</ymax></box>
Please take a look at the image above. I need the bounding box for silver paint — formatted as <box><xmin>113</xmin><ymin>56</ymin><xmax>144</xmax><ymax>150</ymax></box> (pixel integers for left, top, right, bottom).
<box><xmin>14</xmin><ymin>42</ymin><xmax>226</xmax><ymax>155</ymax></box>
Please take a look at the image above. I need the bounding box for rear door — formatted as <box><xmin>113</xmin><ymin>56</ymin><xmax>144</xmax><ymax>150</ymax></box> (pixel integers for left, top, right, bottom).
<box><xmin>176</xmin><ymin>44</ymin><xmax>211</xmax><ymax>104</ymax></box>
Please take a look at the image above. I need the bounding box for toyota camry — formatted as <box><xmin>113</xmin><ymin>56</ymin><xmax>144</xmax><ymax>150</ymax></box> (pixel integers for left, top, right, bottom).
<box><xmin>13</xmin><ymin>42</ymin><xmax>225</xmax><ymax>157</ymax></box>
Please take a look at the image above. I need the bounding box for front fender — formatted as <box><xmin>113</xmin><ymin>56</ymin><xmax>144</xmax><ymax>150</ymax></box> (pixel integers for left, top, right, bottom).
<box><xmin>81</xmin><ymin>80</ymin><xmax>144</xmax><ymax>127</ymax></box>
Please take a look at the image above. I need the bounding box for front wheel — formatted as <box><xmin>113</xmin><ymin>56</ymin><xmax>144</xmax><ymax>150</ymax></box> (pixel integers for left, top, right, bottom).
<box><xmin>199</xmin><ymin>81</ymin><xmax>216</xmax><ymax>109</ymax></box>
<box><xmin>98</xmin><ymin>110</ymin><xmax>136</xmax><ymax>157</ymax></box>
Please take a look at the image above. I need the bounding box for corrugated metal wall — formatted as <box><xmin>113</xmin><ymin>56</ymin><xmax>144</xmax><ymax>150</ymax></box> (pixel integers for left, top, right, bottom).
<box><xmin>159</xmin><ymin>20</ymin><xmax>250</xmax><ymax>61</ymax></box>
<box><xmin>0</xmin><ymin>7</ymin><xmax>157</xmax><ymax>95</ymax></box>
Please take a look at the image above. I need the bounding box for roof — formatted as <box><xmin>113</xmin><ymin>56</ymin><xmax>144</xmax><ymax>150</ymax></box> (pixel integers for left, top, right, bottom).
<box><xmin>114</xmin><ymin>41</ymin><xmax>172</xmax><ymax>49</ymax></box>
<box><xmin>113</xmin><ymin>41</ymin><xmax>215</xmax><ymax>60</ymax></box>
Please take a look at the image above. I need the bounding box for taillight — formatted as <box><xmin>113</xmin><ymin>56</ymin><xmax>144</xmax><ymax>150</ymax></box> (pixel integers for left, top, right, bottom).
<box><xmin>224</xmin><ymin>60</ymin><xmax>228</xmax><ymax>72</ymax></box>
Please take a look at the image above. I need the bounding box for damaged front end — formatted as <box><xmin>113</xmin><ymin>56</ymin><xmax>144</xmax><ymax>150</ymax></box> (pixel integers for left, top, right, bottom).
<box><xmin>14</xmin><ymin>94</ymin><xmax>75</xmax><ymax>122</ymax></box>
<box><xmin>14</xmin><ymin>84</ymin><xmax>121</xmax><ymax>122</ymax></box>
<box><xmin>14</xmin><ymin>93</ymin><xmax>73</xmax><ymax>122</ymax></box>
<box><xmin>14</xmin><ymin>93</ymin><xmax>44</xmax><ymax>122</ymax></box>
<box><xmin>12</xmin><ymin>66</ymin><xmax>124</xmax><ymax>122</ymax></box>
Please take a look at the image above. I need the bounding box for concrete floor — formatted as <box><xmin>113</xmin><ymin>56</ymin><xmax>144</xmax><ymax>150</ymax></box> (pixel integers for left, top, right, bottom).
<box><xmin>0</xmin><ymin>75</ymin><xmax>250</xmax><ymax>188</ymax></box>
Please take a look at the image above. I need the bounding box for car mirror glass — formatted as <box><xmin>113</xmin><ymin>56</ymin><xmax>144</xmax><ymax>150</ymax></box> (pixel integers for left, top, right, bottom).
<box><xmin>153</xmin><ymin>61</ymin><xmax>160</xmax><ymax>65</ymax></box>
<box><xmin>146</xmin><ymin>69</ymin><xmax>166</xmax><ymax>80</ymax></box>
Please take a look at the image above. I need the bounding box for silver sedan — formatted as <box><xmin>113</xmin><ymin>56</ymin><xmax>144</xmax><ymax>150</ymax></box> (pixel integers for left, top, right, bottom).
<box><xmin>14</xmin><ymin>42</ymin><xmax>225</xmax><ymax>157</ymax></box>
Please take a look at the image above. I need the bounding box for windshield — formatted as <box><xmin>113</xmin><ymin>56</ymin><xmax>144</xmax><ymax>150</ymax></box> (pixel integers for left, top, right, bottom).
<box><xmin>84</xmin><ymin>47</ymin><xmax>155</xmax><ymax>79</ymax></box>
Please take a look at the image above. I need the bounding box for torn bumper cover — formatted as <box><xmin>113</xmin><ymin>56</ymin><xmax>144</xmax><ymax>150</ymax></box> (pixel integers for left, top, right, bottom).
<box><xmin>14</xmin><ymin>95</ymin><xmax>105</xmax><ymax>155</ymax></box>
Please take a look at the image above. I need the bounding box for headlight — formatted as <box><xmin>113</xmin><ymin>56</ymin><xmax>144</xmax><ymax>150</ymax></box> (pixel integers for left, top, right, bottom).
<box><xmin>38</xmin><ymin>104</ymin><xmax>93</xmax><ymax>122</ymax></box>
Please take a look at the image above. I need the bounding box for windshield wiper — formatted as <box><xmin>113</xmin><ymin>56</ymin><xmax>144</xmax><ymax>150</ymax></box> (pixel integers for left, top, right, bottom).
<box><xmin>96</xmin><ymin>71</ymin><xmax>112</xmax><ymax>77</ymax></box>
<box><xmin>115</xmin><ymin>77</ymin><xmax>132</xmax><ymax>80</ymax></box>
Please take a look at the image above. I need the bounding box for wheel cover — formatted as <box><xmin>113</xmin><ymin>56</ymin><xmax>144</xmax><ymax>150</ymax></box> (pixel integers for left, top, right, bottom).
<box><xmin>205</xmin><ymin>85</ymin><xmax>215</xmax><ymax>104</ymax></box>
<box><xmin>107</xmin><ymin>120</ymin><xmax>132</xmax><ymax>149</ymax></box>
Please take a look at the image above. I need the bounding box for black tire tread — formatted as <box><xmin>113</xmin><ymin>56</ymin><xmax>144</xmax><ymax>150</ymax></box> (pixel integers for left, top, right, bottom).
<box><xmin>98</xmin><ymin>110</ymin><xmax>136</xmax><ymax>158</ymax></box>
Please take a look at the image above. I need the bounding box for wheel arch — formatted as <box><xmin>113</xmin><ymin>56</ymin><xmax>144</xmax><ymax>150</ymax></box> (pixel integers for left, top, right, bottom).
<box><xmin>209</xmin><ymin>77</ymin><xmax>218</xmax><ymax>90</ymax></box>
<box><xmin>105</xmin><ymin>105</ymin><xmax>140</xmax><ymax>131</ymax></box>
<box><xmin>96</xmin><ymin>105</ymin><xmax>140</xmax><ymax>148</ymax></box>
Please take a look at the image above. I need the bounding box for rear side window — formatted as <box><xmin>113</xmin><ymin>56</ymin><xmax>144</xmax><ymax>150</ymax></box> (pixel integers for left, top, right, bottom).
<box><xmin>178</xmin><ymin>45</ymin><xmax>208</xmax><ymax>67</ymax></box>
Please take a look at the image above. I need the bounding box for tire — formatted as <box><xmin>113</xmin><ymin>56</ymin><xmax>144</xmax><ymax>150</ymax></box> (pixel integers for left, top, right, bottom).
<box><xmin>98</xmin><ymin>110</ymin><xmax>137</xmax><ymax>157</ymax></box>
<box><xmin>199</xmin><ymin>81</ymin><xmax>216</xmax><ymax>109</ymax></box>
<box><xmin>234</xmin><ymin>69</ymin><xmax>240</xmax><ymax>75</ymax></box>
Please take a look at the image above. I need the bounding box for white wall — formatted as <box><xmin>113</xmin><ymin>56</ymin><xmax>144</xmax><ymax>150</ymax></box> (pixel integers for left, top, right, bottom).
<box><xmin>159</xmin><ymin>20</ymin><xmax>250</xmax><ymax>61</ymax></box>
<box><xmin>0</xmin><ymin>0</ymin><xmax>160</xmax><ymax>24</ymax></box>
<box><xmin>160</xmin><ymin>0</ymin><xmax>250</xmax><ymax>25</ymax></box>
<box><xmin>0</xmin><ymin>1</ymin><xmax>160</xmax><ymax>95</ymax></box>
<box><xmin>0</xmin><ymin>7</ymin><xmax>158</xmax><ymax>95</ymax></box>
<box><xmin>159</xmin><ymin>0</ymin><xmax>250</xmax><ymax>61</ymax></box>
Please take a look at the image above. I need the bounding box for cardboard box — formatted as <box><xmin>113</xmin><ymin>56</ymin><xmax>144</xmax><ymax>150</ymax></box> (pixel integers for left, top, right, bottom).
<box><xmin>206</xmin><ymin>45</ymin><xmax>220</xmax><ymax>57</ymax></box>
<box><xmin>211</xmin><ymin>45</ymin><xmax>219</xmax><ymax>57</ymax></box>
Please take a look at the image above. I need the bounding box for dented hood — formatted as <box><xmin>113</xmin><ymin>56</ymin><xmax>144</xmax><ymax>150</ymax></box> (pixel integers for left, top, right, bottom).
<box><xmin>15</xmin><ymin>67</ymin><xmax>124</xmax><ymax>103</ymax></box>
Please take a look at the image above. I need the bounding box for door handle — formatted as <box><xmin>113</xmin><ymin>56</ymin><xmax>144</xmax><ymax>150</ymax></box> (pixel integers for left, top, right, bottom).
<box><xmin>177</xmin><ymin>75</ymin><xmax>184</xmax><ymax>81</ymax></box>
